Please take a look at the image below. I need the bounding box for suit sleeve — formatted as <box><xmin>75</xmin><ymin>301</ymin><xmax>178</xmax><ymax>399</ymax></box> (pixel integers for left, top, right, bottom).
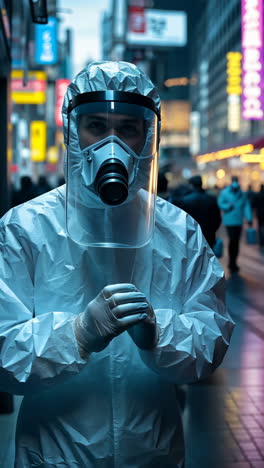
<box><xmin>139</xmin><ymin>219</ymin><xmax>234</xmax><ymax>384</ymax></box>
<box><xmin>0</xmin><ymin>216</ymin><xmax>86</xmax><ymax>395</ymax></box>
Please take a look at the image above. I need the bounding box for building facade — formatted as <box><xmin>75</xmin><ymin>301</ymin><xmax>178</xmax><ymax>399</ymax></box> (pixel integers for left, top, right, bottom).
<box><xmin>190</xmin><ymin>0</ymin><xmax>264</xmax><ymax>190</ymax></box>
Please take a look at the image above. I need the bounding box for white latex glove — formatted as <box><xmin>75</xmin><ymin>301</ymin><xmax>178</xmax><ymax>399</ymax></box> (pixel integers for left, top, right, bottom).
<box><xmin>74</xmin><ymin>283</ymin><xmax>150</xmax><ymax>358</ymax></box>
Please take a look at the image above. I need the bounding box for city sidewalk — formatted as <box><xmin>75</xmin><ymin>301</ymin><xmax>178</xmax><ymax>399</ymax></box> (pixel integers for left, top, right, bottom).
<box><xmin>0</xmin><ymin>226</ymin><xmax>263</xmax><ymax>468</ymax></box>
<box><xmin>184</xmin><ymin>227</ymin><xmax>264</xmax><ymax>468</ymax></box>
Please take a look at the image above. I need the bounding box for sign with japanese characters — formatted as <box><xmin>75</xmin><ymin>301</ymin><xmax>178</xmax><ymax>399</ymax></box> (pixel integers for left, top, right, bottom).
<box><xmin>226</xmin><ymin>52</ymin><xmax>242</xmax><ymax>131</ymax></box>
<box><xmin>35</xmin><ymin>17</ymin><xmax>58</xmax><ymax>65</ymax></box>
<box><xmin>127</xmin><ymin>9</ymin><xmax>187</xmax><ymax>47</ymax></box>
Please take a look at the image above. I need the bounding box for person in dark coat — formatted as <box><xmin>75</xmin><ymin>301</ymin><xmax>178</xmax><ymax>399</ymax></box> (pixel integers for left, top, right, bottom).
<box><xmin>157</xmin><ymin>172</ymin><xmax>169</xmax><ymax>199</ymax></box>
<box><xmin>35</xmin><ymin>175</ymin><xmax>52</xmax><ymax>197</ymax></box>
<box><xmin>174</xmin><ymin>175</ymin><xmax>222</xmax><ymax>249</ymax></box>
<box><xmin>252</xmin><ymin>184</ymin><xmax>264</xmax><ymax>246</ymax></box>
<box><xmin>11</xmin><ymin>176</ymin><xmax>37</xmax><ymax>207</ymax></box>
<box><xmin>168</xmin><ymin>182</ymin><xmax>193</xmax><ymax>207</ymax></box>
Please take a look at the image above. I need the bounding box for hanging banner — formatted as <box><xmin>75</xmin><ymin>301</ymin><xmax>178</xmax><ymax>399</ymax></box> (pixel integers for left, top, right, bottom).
<box><xmin>241</xmin><ymin>0</ymin><xmax>264</xmax><ymax>119</ymax></box>
<box><xmin>30</xmin><ymin>121</ymin><xmax>47</xmax><ymax>162</ymax></box>
<box><xmin>35</xmin><ymin>17</ymin><xmax>58</xmax><ymax>65</ymax></box>
<box><xmin>55</xmin><ymin>79</ymin><xmax>70</xmax><ymax>127</ymax></box>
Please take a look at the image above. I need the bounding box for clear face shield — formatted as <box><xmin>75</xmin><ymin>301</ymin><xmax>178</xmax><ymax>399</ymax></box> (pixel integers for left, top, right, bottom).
<box><xmin>66</xmin><ymin>91</ymin><xmax>160</xmax><ymax>248</ymax></box>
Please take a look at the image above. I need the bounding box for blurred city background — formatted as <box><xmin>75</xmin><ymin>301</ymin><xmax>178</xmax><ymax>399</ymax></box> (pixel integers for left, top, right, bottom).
<box><xmin>1</xmin><ymin>1</ymin><xmax>264</xmax><ymax>467</ymax></box>
<box><xmin>1</xmin><ymin>0</ymin><xmax>264</xmax><ymax>210</ymax></box>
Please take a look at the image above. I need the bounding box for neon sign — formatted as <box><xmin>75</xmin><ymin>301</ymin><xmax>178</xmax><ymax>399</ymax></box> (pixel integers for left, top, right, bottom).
<box><xmin>242</xmin><ymin>0</ymin><xmax>264</xmax><ymax>119</ymax></box>
<box><xmin>226</xmin><ymin>52</ymin><xmax>242</xmax><ymax>131</ymax></box>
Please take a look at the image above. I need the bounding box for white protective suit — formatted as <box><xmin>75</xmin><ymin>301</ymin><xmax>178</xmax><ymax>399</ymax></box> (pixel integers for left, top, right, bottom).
<box><xmin>0</xmin><ymin>62</ymin><xmax>234</xmax><ymax>468</ymax></box>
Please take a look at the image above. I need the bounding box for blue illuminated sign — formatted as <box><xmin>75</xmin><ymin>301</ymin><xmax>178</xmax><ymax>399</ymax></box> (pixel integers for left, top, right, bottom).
<box><xmin>35</xmin><ymin>17</ymin><xmax>58</xmax><ymax>65</ymax></box>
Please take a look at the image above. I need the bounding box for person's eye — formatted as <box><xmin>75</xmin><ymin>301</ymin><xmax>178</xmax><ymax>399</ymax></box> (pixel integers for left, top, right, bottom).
<box><xmin>86</xmin><ymin>121</ymin><xmax>108</xmax><ymax>135</ymax></box>
<box><xmin>119</xmin><ymin>124</ymin><xmax>138</xmax><ymax>138</ymax></box>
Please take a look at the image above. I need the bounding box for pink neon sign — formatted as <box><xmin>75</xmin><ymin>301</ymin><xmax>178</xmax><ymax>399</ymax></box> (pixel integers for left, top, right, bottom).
<box><xmin>242</xmin><ymin>0</ymin><xmax>264</xmax><ymax>120</ymax></box>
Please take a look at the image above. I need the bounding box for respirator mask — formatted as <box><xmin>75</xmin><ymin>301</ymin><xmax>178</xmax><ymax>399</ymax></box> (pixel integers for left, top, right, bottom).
<box><xmin>66</xmin><ymin>91</ymin><xmax>160</xmax><ymax>248</ymax></box>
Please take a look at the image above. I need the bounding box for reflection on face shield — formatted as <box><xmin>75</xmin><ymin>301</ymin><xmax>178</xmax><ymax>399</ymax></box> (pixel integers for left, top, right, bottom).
<box><xmin>78</xmin><ymin>113</ymin><xmax>146</xmax><ymax>155</ymax></box>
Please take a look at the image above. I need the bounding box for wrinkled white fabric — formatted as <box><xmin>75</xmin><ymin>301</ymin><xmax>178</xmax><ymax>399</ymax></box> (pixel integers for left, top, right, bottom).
<box><xmin>62</xmin><ymin>61</ymin><xmax>161</xmax><ymax>143</ymax></box>
<box><xmin>0</xmin><ymin>186</ymin><xmax>234</xmax><ymax>467</ymax></box>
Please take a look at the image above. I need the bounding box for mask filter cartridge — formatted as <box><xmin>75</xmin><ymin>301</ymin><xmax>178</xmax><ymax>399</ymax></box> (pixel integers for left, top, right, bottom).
<box><xmin>94</xmin><ymin>158</ymin><xmax>128</xmax><ymax>205</ymax></box>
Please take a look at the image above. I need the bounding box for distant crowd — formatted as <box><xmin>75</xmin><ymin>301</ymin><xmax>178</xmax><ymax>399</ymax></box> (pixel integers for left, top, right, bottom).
<box><xmin>158</xmin><ymin>172</ymin><xmax>264</xmax><ymax>273</ymax></box>
<box><xmin>9</xmin><ymin>172</ymin><xmax>264</xmax><ymax>274</ymax></box>
<box><xmin>11</xmin><ymin>175</ymin><xmax>65</xmax><ymax>208</ymax></box>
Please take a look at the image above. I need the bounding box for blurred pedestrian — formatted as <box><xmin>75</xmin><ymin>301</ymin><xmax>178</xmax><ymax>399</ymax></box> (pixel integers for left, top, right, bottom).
<box><xmin>170</xmin><ymin>175</ymin><xmax>221</xmax><ymax>249</ymax></box>
<box><xmin>11</xmin><ymin>176</ymin><xmax>37</xmax><ymax>207</ymax></box>
<box><xmin>168</xmin><ymin>182</ymin><xmax>193</xmax><ymax>206</ymax></box>
<box><xmin>246</xmin><ymin>184</ymin><xmax>255</xmax><ymax>208</ymax></box>
<box><xmin>218</xmin><ymin>175</ymin><xmax>252</xmax><ymax>273</ymax></box>
<box><xmin>35</xmin><ymin>175</ymin><xmax>51</xmax><ymax>197</ymax></box>
<box><xmin>57</xmin><ymin>175</ymin><xmax>65</xmax><ymax>187</ymax></box>
<box><xmin>252</xmin><ymin>184</ymin><xmax>264</xmax><ymax>246</ymax></box>
<box><xmin>157</xmin><ymin>171</ymin><xmax>168</xmax><ymax>199</ymax></box>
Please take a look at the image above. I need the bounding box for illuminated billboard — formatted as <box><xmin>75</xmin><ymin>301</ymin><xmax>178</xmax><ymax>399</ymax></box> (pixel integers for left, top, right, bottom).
<box><xmin>127</xmin><ymin>9</ymin><xmax>187</xmax><ymax>47</ymax></box>
<box><xmin>30</xmin><ymin>121</ymin><xmax>46</xmax><ymax>162</ymax></box>
<box><xmin>241</xmin><ymin>0</ymin><xmax>264</xmax><ymax>119</ymax></box>
<box><xmin>11</xmin><ymin>70</ymin><xmax>47</xmax><ymax>104</ymax></box>
<box><xmin>55</xmin><ymin>79</ymin><xmax>70</xmax><ymax>127</ymax></box>
<box><xmin>35</xmin><ymin>17</ymin><xmax>58</xmax><ymax>65</ymax></box>
<box><xmin>226</xmin><ymin>52</ymin><xmax>242</xmax><ymax>132</ymax></box>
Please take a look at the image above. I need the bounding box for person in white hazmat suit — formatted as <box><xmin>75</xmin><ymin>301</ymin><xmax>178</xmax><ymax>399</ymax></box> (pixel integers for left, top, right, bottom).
<box><xmin>0</xmin><ymin>61</ymin><xmax>234</xmax><ymax>468</ymax></box>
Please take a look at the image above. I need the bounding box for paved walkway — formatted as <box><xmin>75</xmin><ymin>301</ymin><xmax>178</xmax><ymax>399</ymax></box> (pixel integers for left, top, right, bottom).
<box><xmin>184</xmin><ymin>227</ymin><xmax>264</xmax><ymax>468</ymax></box>
<box><xmin>0</xmin><ymin>225</ymin><xmax>263</xmax><ymax>467</ymax></box>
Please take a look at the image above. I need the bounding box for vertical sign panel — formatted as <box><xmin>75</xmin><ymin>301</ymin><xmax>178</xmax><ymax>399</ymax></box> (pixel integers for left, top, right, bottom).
<box><xmin>242</xmin><ymin>0</ymin><xmax>264</xmax><ymax>119</ymax></box>
<box><xmin>55</xmin><ymin>79</ymin><xmax>70</xmax><ymax>127</ymax></box>
<box><xmin>35</xmin><ymin>17</ymin><xmax>58</xmax><ymax>65</ymax></box>
<box><xmin>128</xmin><ymin>6</ymin><xmax>146</xmax><ymax>33</ymax></box>
<box><xmin>226</xmin><ymin>52</ymin><xmax>242</xmax><ymax>132</ymax></box>
<box><xmin>30</xmin><ymin>121</ymin><xmax>47</xmax><ymax>162</ymax></box>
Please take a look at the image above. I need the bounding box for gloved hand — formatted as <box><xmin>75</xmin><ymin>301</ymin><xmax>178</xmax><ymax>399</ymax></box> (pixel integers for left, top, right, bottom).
<box><xmin>74</xmin><ymin>283</ymin><xmax>150</xmax><ymax>358</ymax></box>
<box><xmin>127</xmin><ymin>296</ymin><xmax>159</xmax><ymax>350</ymax></box>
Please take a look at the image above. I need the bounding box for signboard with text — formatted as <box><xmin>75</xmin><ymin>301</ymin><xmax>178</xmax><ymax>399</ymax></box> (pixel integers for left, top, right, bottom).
<box><xmin>30</xmin><ymin>121</ymin><xmax>47</xmax><ymax>162</ymax></box>
<box><xmin>35</xmin><ymin>17</ymin><xmax>58</xmax><ymax>65</ymax></box>
<box><xmin>127</xmin><ymin>9</ymin><xmax>187</xmax><ymax>47</ymax></box>
<box><xmin>226</xmin><ymin>52</ymin><xmax>242</xmax><ymax>132</ymax></box>
<box><xmin>11</xmin><ymin>70</ymin><xmax>47</xmax><ymax>104</ymax></box>
<box><xmin>55</xmin><ymin>79</ymin><xmax>70</xmax><ymax>127</ymax></box>
<box><xmin>241</xmin><ymin>0</ymin><xmax>264</xmax><ymax>119</ymax></box>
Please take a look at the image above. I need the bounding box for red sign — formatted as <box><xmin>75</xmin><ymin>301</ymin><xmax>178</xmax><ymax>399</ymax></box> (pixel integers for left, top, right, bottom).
<box><xmin>11</xmin><ymin>79</ymin><xmax>46</xmax><ymax>92</ymax></box>
<box><xmin>55</xmin><ymin>79</ymin><xmax>70</xmax><ymax>127</ymax></box>
<box><xmin>128</xmin><ymin>6</ymin><xmax>146</xmax><ymax>33</ymax></box>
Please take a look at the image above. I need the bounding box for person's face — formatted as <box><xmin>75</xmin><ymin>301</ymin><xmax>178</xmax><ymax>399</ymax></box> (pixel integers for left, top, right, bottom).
<box><xmin>78</xmin><ymin>113</ymin><xmax>145</xmax><ymax>154</ymax></box>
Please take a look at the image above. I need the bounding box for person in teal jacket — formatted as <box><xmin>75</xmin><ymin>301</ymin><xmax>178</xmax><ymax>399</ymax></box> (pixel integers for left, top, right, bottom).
<box><xmin>218</xmin><ymin>175</ymin><xmax>252</xmax><ymax>273</ymax></box>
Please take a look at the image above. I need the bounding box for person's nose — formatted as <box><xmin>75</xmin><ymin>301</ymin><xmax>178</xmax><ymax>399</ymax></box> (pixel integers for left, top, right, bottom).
<box><xmin>106</xmin><ymin>127</ymin><xmax>117</xmax><ymax>137</ymax></box>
